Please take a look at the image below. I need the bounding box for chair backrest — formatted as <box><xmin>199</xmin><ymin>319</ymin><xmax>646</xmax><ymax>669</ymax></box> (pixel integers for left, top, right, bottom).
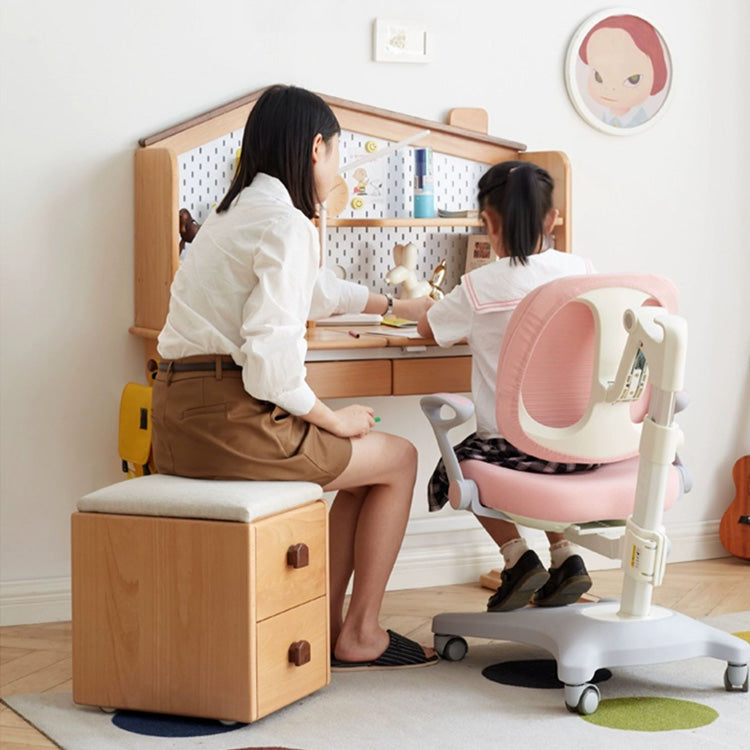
<box><xmin>496</xmin><ymin>274</ymin><xmax>679</xmax><ymax>465</ymax></box>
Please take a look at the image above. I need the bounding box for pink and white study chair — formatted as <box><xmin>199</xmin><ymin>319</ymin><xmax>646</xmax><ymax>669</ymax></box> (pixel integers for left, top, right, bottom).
<box><xmin>421</xmin><ymin>273</ymin><xmax>749</xmax><ymax>714</ymax></box>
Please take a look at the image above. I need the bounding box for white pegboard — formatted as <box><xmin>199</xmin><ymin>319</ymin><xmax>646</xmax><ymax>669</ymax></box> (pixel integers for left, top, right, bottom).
<box><xmin>178</xmin><ymin>129</ymin><xmax>490</xmax><ymax>294</ymax></box>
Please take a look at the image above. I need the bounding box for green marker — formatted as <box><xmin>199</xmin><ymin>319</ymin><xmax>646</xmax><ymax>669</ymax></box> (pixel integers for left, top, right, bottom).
<box><xmin>374</xmin><ymin>417</ymin><xmax>381</xmax><ymax>423</ymax></box>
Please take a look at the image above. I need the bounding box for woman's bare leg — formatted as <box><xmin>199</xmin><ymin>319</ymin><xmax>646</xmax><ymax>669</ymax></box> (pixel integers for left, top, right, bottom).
<box><xmin>323</xmin><ymin>430</ymin><xmax>433</xmax><ymax>663</ymax></box>
<box><xmin>328</xmin><ymin>486</ymin><xmax>366</xmax><ymax>648</ymax></box>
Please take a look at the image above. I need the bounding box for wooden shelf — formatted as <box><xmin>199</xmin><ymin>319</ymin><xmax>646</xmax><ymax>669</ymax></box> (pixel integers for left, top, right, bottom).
<box><xmin>320</xmin><ymin>216</ymin><xmax>563</xmax><ymax>229</ymax></box>
<box><xmin>322</xmin><ymin>217</ymin><xmax>482</xmax><ymax>228</ymax></box>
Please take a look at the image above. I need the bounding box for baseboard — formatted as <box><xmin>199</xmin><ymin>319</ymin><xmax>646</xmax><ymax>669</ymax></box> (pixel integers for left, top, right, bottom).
<box><xmin>0</xmin><ymin>577</ymin><xmax>71</xmax><ymax>626</ymax></box>
<box><xmin>0</xmin><ymin>521</ymin><xmax>731</xmax><ymax>625</ymax></box>
<box><xmin>388</xmin><ymin>518</ymin><xmax>729</xmax><ymax>590</ymax></box>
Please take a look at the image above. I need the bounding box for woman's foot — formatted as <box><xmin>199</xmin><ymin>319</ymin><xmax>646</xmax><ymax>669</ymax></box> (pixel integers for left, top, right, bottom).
<box><xmin>333</xmin><ymin>625</ymin><xmax>435</xmax><ymax>665</ymax></box>
<box><xmin>332</xmin><ymin>629</ymin><xmax>438</xmax><ymax>671</ymax></box>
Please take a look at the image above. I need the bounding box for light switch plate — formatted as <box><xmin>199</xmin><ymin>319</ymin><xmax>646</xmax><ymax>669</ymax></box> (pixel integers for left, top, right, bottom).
<box><xmin>373</xmin><ymin>19</ymin><xmax>431</xmax><ymax>63</ymax></box>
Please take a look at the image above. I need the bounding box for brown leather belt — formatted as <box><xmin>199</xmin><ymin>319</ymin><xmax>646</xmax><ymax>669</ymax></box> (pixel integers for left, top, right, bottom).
<box><xmin>158</xmin><ymin>357</ymin><xmax>242</xmax><ymax>373</ymax></box>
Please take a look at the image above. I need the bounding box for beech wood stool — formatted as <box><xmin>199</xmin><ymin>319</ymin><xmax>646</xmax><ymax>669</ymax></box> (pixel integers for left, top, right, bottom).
<box><xmin>71</xmin><ymin>474</ymin><xmax>329</xmax><ymax>724</ymax></box>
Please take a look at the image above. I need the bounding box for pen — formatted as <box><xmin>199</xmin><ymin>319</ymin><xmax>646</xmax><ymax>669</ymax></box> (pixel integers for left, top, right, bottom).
<box><xmin>348</xmin><ymin>330</ymin><xmax>361</xmax><ymax>339</ymax></box>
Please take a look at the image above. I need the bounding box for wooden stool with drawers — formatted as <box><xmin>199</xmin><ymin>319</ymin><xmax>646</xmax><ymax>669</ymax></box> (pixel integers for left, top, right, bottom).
<box><xmin>71</xmin><ymin>474</ymin><xmax>329</xmax><ymax>724</ymax></box>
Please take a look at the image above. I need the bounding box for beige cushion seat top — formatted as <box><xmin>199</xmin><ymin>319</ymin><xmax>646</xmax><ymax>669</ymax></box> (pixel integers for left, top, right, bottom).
<box><xmin>78</xmin><ymin>473</ymin><xmax>323</xmax><ymax>523</ymax></box>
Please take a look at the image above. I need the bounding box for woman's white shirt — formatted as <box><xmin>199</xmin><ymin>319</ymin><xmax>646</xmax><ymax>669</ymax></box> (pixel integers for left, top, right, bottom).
<box><xmin>157</xmin><ymin>173</ymin><xmax>367</xmax><ymax>416</ymax></box>
<box><xmin>426</xmin><ymin>250</ymin><xmax>594</xmax><ymax>438</ymax></box>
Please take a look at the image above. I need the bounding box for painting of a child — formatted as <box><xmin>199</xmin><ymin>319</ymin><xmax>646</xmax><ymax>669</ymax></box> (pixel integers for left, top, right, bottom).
<box><xmin>567</xmin><ymin>12</ymin><xmax>672</xmax><ymax>134</ymax></box>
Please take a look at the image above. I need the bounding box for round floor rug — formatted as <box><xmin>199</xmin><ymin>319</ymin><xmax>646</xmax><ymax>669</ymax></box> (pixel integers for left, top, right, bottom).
<box><xmin>112</xmin><ymin>711</ymin><xmax>243</xmax><ymax>737</ymax></box>
<box><xmin>581</xmin><ymin>696</ymin><xmax>718</xmax><ymax>731</ymax></box>
<box><xmin>482</xmin><ymin>658</ymin><xmax>612</xmax><ymax>689</ymax></box>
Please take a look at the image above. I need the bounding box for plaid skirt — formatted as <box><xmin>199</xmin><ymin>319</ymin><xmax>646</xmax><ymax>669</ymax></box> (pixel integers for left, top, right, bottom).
<box><xmin>428</xmin><ymin>432</ymin><xmax>600</xmax><ymax>512</ymax></box>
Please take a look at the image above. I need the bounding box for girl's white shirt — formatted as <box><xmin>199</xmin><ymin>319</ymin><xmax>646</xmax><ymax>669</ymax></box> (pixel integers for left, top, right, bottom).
<box><xmin>157</xmin><ymin>173</ymin><xmax>368</xmax><ymax>416</ymax></box>
<box><xmin>427</xmin><ymin>249</ymin><xmax>594</xmax><ymax>438</ymax></box>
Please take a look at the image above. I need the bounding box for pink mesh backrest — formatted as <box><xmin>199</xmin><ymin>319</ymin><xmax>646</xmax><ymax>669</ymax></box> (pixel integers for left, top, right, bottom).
<box><xmin>521</xmin><ymin>300</ymin><xmax>595</xmax><ymax>428</ymax></box>
<box><xmin>496</xmin><ymin>274</ymin><xmax>679</xmax><ymax>464</ymax></box>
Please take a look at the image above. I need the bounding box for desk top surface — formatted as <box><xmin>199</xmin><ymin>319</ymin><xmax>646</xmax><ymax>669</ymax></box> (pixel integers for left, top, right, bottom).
<box><xmin>306</xmin><ymin>324</ymin><xmax>436</xmax><ymax>351</ymax></box>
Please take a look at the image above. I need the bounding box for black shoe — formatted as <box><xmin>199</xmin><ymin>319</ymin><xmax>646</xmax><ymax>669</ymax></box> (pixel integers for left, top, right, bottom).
<box><xmin>487</xmin><ymin>550</ymin><xmax>550</xmax><ymax>612</ymax></box>
<box><xmin>532</xmin><ymin>554</ymin><xmax>592</xmax><ymax>607</ymax></box>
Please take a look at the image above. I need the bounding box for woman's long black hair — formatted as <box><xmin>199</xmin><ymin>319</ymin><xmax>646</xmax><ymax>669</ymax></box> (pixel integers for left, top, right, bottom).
<box><xmin>477</xmin><ymin>161</ymin><xmax>554</xmax><ymax>265</ymax></box>
<box><xmin>217</xmin><ymin>85</ymin><xmax>340</xmax><ymax>219</ymax></box>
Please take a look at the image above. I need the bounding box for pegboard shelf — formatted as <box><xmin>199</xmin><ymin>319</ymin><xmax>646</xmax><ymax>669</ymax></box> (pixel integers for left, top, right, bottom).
<box><xmin>321</xmin><ymin>216</ymin><xmax>564</xmax><ymax>229</ymax></box>
<box><xmin>323</xmin><ymin>218</ymin><xmax>484</xmax><ymax>228</ymax></box>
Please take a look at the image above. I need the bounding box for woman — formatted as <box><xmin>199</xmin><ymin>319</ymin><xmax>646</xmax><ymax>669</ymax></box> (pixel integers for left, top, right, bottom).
<box><xmin>152</xmin><ymin>84</ymin><xmax>436</xmax><ymax>670</ymax></box>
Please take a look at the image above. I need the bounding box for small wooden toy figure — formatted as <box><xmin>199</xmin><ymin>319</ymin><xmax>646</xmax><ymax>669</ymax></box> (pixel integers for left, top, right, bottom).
<box><xmin>179</xmin><ymin>208</ymin><xmax>201</xmax><ymax>252</ymax></box>
<box><xmin>384</xmin><ymin>242</ymin><xmax>432</xmax><ymax>299</ymax></box>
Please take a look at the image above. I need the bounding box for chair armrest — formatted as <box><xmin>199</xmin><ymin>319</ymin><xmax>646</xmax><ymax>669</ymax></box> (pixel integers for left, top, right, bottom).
<box><xmin>420</xmin><ymin>393</ymin><xmax>478</xmax><ymax>510</ymax></box>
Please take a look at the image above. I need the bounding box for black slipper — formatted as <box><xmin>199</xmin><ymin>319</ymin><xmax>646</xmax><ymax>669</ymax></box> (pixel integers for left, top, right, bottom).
<box><xmin>331</xmin><ymin>630</ymin><xmax>439</xmax><ymax>671</ymax></box>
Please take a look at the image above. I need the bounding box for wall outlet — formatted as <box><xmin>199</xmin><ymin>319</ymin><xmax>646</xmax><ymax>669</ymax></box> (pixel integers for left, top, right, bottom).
<box><xmin>373</xmin><ymin>19</ymin><xmax>431</xmax><ymax>63</ymax></box>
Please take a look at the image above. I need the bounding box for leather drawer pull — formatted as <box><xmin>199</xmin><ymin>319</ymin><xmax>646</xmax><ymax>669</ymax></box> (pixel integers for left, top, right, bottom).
<box><xmin>287</xmin><ymin>543</ymin><xmax>309</xmax><ymax>569</ymax></box>
<box><xmin>288</xmin><ymin>640</ymin><xmax>311</xmax><ymax>666</ymax></box>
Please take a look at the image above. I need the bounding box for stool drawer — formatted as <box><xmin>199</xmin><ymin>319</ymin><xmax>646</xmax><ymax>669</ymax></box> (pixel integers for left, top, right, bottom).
<box><xmin>253</xmin><ymin>501</ymin><xmax>327</xmax><ymax>620</ymax></box>
<box><xmin>256</xmin><ymin>595</ymin><xmax>329</xmax><ymax>719</ymax></box>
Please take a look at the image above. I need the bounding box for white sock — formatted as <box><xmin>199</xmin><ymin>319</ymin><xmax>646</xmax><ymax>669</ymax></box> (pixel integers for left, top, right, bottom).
<box><xmin>549</xmin><ymin>540</ymin><xmax>576</xmax><ymax>569</ymax></box>
<box><xmin>500</xmin><ymin>537</ymin><xmax>529</xmax><ymax>568</ymax></box>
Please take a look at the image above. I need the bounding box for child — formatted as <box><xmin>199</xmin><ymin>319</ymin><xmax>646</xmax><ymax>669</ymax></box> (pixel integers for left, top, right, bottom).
<box><xmin>417</xmin><ymin>161</ymin><xmax>598</xmax><ymax>612</ymax></box>
<box><xmin>153</xmin><ymin>85</ymin><xmax>436</xmax><ymax>670</ymax></box>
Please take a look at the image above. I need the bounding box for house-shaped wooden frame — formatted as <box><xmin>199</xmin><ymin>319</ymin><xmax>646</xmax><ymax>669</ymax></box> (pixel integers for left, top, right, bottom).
<box><xmin>132</xmin><ymin>87</ymin><xmax>572</xmax><ymax>364</ymax></box>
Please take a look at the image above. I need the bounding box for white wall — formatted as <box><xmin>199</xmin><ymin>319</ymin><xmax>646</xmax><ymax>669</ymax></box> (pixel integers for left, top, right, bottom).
<box><xmin>1</xmin><ymin>0</ymin><xmax>748</xmax><ymax>624</ymax></box>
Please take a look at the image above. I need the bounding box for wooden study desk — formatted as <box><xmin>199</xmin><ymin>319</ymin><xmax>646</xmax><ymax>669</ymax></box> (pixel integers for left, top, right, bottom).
<box><xmin>305</xmin><ymin>325</ymin><xmax>471</xmax><ymax>399</ymax></box>
<box><xmin>132</xmin><ymin>90</ymin><xmax>570</xmax><ymax>401</ymax></box>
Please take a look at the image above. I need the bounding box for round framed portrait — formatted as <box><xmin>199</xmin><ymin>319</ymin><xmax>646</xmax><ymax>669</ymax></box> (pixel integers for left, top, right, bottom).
<box><xmin>565</xmin><ymin>8</ymin><xmax>673</xmax><ymax>135</ymax></box>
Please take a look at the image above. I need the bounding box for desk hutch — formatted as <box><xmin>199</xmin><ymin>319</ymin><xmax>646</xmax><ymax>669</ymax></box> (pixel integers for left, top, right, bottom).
<box><xmin>132</xmin><ymin>87</ymin><xmax>572</xmax><ymax>397</ymax></box>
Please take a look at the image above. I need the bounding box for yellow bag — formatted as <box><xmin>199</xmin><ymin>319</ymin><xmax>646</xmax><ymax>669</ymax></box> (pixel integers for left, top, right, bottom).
<box><xmin>118</xmin><ymin>382</ymin><xmax>155</xmax><ymax>478</ymax></box>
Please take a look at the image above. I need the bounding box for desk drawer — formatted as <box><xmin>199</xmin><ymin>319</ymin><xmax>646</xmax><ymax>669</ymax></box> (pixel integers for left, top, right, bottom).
<box><xmin>392</xmin><ymin>356</ymin><xmax>471</xmax><ymax>395</ymax></box>
<box><xmin>256</xmin><ymin>595</ymin><xmax>328</xmax><ymax>719</ymax></box>
<box><xmin>253</xmin><ymin>501</ymin><xmax>327</xmax><ymax>621</ymax></box>
<box><xmin>307</xmin><ymin>360</ymin><xmax>391</xmax><ymax>398</ymax></box>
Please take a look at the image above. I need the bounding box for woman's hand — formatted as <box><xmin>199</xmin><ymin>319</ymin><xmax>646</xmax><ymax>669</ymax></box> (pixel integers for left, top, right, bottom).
<box><xmin>330</xmin><ymin>404</ymin><xmax>375</xmax><ymax>438</ymax></box>
<box><xmin>302</xmin><ymin>399</ymin><xmax>374</xmax><ymax>438</ymax></box>
<box><xmin>394</xmin><ymin>295</ymin><xmax>435</xmax><ymax>321</ymax></box>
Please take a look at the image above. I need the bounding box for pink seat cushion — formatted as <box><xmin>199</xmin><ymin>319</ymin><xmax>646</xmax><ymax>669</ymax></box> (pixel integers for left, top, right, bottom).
<box><xmin>461</xmin><ymin>457</ymin><xmax>679</xmax><ymax>524</ymax></box>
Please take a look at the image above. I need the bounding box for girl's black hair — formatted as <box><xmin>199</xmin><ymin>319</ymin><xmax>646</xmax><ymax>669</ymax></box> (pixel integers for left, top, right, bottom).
<box><xmin>217</xmin><ymin>84</ymin><xmax>340</xmax><ymax>219</ymax></box>
<box><xmin>477</xmin><ymin>160</ymin><xmax>554</xmax><ymax>265</ymax></box>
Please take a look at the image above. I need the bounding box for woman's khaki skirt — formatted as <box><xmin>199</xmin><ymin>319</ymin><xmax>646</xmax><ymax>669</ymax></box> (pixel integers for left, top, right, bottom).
<box><xmin>151</xmin><ymin>357</ymin><xmax>352</xmax><ymax>485</ymax></box>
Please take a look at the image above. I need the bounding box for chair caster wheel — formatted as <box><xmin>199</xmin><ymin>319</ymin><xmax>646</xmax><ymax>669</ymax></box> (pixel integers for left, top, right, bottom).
<box><xmin>564</xmin><ymin>683</ymin><xmax>600</xmax><ymax>715</ymax></box>
<box><xmin>444</xmin><ymin>637</ymin><xmax>468</xmax><ymax>662</ymax></box>
<box><xmin>434</xmin><ymin>633</ymin><xmax>468</xmax><ymax>661</ymax></box>
<box><xmin>724</xmin><ymin>663</ymin><xmax>749</xmax><ymax>692</ymax></box>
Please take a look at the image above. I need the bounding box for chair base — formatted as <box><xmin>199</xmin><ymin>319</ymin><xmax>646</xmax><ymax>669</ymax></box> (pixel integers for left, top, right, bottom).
<box><xmin>433</xmin><ymin>601</ymin><xmax>749</xmax><ymax>714</ymax></box>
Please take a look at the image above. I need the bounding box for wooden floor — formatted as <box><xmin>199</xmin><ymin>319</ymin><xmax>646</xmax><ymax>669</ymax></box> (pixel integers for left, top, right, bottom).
<box><xmin>1</xmin><ymin>557</ymin><xmax>748</xmax><ymax>749</ymax></box>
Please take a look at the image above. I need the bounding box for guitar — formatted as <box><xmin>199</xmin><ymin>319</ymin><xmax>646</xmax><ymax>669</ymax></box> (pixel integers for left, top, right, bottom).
<box><xmin>719</xmin><ymin>456</ymin><xmax>750</xmax><ymax>560</ymax></box>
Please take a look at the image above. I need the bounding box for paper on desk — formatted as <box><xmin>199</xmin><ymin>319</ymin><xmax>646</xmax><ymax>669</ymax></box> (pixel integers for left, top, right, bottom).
<box><xmin>315</xmin><ymin>313</ymin><xmax>383</xmax><ymax>326</ymax></box>
<box><xmin>359</xmin><ymin>327</ymin><xmax>422</xmax><ymax>339</ymax></box>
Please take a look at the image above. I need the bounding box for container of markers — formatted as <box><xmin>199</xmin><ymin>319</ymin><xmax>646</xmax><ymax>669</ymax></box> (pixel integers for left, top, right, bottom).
<box><xmin>413</xmin><ymin>148</ymin><xmax>434</xmax><ymax>218</ymax></box>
